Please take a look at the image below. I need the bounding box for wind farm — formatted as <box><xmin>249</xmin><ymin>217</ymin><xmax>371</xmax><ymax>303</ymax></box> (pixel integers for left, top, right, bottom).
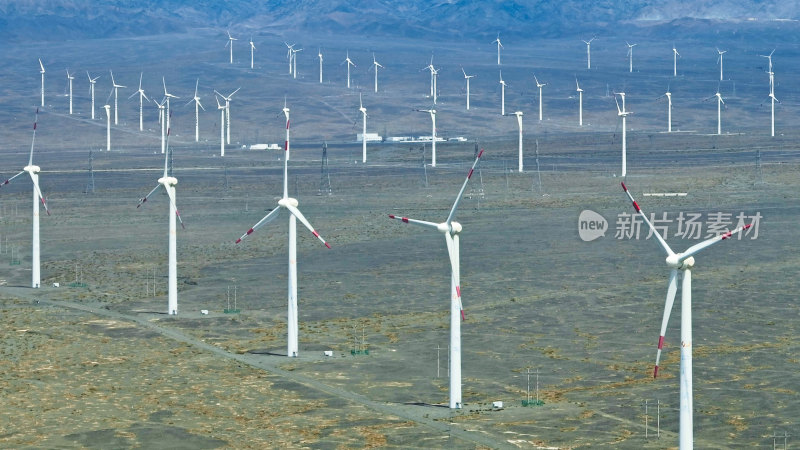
<box><xmin>0</xmin><ymin>9</ymin><xmax>798</xmax><ymax>449</ymax></box>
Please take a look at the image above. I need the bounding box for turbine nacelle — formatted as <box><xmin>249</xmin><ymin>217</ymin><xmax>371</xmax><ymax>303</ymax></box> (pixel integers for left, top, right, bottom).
<box><xmin>278</xmin><ymin>197</ymin><xmax>299</xmax><ymax>208</ymax></box>
<box><xmin>666</xmin><ymin>254</ymin><xmax>695</xmax><ymax>269</ymax></box>
<box><xmin>438</xmin><ymin>221</ymin><xmax>462</xmax><ymax>234</ymax></box>
<box><xmin>158</xmin><ymin>176</ymin><xmax>178</xmax><ymax>187</ymax></box>
<box><xmin>24</xmin><ymin>165</ymin><xmax>41</xmax><ymax>174</ymax></box>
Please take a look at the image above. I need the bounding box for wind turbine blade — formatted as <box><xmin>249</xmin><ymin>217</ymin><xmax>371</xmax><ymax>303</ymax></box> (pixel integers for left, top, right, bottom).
<box><xmin>654</xmin><ymin>269</ymin><xmax>678</xmax><ymax>378</ymax></box>
<box><xmin>285</xmin><ymin>204</ymin><xmax>331</xmax><ymax>248</ymax></box>
<box><xmin>445</xmin><ymin>233</ymin><xmax>465</xmax><ymax>321</ymax></box>
<box><xmin>678</xmin><ymin>223</ymin><xmax>752</xmax><ymax>262</ymax></box>
<box><xmin>620</xmin><ymin>182</ymin><xmax>675</xmax><ymax>256</ymax></box>
<box><xmin>387</xmin><ymin>214</ymin><xmax>439</xmax><ymax>230</ymax></box>
<box><xmin>228</xmin><ymin>87</ymin><xmax>241</xmax><ymax>97</ymax></box>
<box><xmin>137</xmin><ymin>184</ymin><xmax>162</xmax><ymax>208</ymax></box>
<box><xmin>446</xmin><ymin>149</ymin><xmax>484</xmax><ymax>225</ymax></box>
<box><xmin>1</xmin><ymin>171</ymin><xmax>26</xmax><ymax>187</ymax></box>
<box><xmin>30</xmin><ymin>175</ymin><xmax>50</xmax><ymax>215</ymax></box>
<box><xmin>236</xmin><ymin>206</ymin><xmax>282</xmax><ymax>243</ymax></box>
<box><xmin>28</xmin><ymin>108</ymin><xmax>40</xmax><ymax>166</ymax></box>
<box><xmin>165</xmin><ymin>188</ymin><xmax>185</xmax><ymax>229</ymax></box>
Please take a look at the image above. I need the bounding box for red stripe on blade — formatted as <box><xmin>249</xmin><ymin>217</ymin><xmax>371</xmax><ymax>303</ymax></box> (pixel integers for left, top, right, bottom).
<box><xmin>456</xmin><ymin>286</ymin><xmax>461</xmax><ymax>297</ymax></box>
<box><xmin>467</xmin><ymin>169</ymin><xmax>474</xmax><ymax>179</ymax></box>
<box><xmin>460</xmin><ymin>310</ymin><xmax>466</xmax><ymax>321</ymax></box>
<box><xmin>621</xmin><ymin>182</ymin><xmax>628</xmax><ymax>191</ymax></box>
<box><xmin>632</xmin><ymin>201</ymin><xmax>641</xmax><ymax>212</ymax></box>
<box><xmin>657</xmin><ymin>336</ymin><xmax>665</xmax><ymax>349</ymax></box>
<box><xmin>477</xmin><ymin>149</ymin><xmax>484</xmax><ymax>158</ymax></box>
<box><xmin>388</xmin><ymin>214</ymin><xmax>396</xmax><ymax>219</ymax></box>
<box><xmin>324</xmin><ymin>242</ymin><xmax>331</xmax><ymax>249</ymax></box>
<box><xmin>235</xmin><ymin>238</ymin><xmax>242</xmax><ymax>244</ymax></box>
<box><xmin>653</xmin><ymin>365</ymin><xmax>659</xmax><ymax>378</ymax></box>
<box><xmin>246</xmin><ymin>228</ymin><xmax>254</xmax><ymax>235</ymax></box>
<box><xmin>312</xmin><ymin>231</ymin><xmax>320</xmax><ymax>238</ymax></box>
<box><xmin>401</xmin><ymin>217</ymin><xmax>409</xmax><ymax>223</ymax></box>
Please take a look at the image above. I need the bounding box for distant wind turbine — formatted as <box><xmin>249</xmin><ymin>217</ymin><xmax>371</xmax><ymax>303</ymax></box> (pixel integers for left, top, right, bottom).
<box><xmin>249</xmin><ymin>37</ymin><xmax>256</xmax><ymax>69</ymax></box>
<box><xmin>614</xmin><ymin>92</ymin><xmax>631</xmax><ymax>177</ymax></box>
<box><xmin>154</xmin><ymin>98</ymin><xmax>166</xmax><ymax>154</ymax></box>
<box><xmin>285</xmin><ymin>42</ymin><xmax>295</xmax><ymax>75</ymax></box>
<box><xmin>109</xmin><ymin>70</ymin><xmax>126</xmax><ymax>125</ymax></box>
<box><xmin>760</xmin><ymin>49</ymin><xmax>777</xmax><ymax>137</ymax></box>
<box><xmin>38</xmin><ymin>59</ymin><xmax>46</xmax><ymax>107</ymax></box>
<box><xmin>359</xmin><ymin>93</ymin><xmax>368</xmax><ymax>163</ymax></box>
<box><xmin>226</xmin><ymin>30</ymin><xmax>237</xmax><ymax>64</ymax></box>
<box><xmin>576</xmin><ymin>78</ymin><xmax>584</xmax><ymax>126</ymax></box>
<box><xmin>657</xmin><ymin>85</ymin><xmax>673</xmax><ymax>133</ymax></box>
<box><xmin>627</xmin><ymin>42</ymin><xmax>637</xmax><ymax>73</ymax></box>
<box><xmin>214</xmin><ymin>87</ymin><xmax>241</xmax><ymax>145</ymax></box>
<box><xmin>415</xmin><ymin>108</ymin><xmax>437</xmax><ymax>167</ymax></box>
<box><xmin>162</xmin><ymin>77</ymin><xmax>179</xmax><ymax>135</ymax></box>
<box><xmin>291</xmin><ymin>47</ymin><xmax>303</xmax><ymax>79</ymax></box>
<box><xmin>716</xmin><ymin>48</ymin><xmax>727</xmax><ymax>81</ymax></box>
<box><xmin>499</xmin><ymin>70</ymin><xmax>507</xmax><ymax>116</ymax></box>
<box><xmin>343</xmin><ymin>51</ymin><xmax>356</xmax><ymax>88</ymax></box>
<box><xmin>87</xmin><ymin>72</ymin><xmax>100</xmax><ymax>120</ymax></box>
<box><xmin>186</xmin><ymin>79</ymin><xmax>205</xmax><ymax>142</ymax></box>
<box><xmin>318</xmin><ymin>48</ymin><xmax>323</xmax><ymax>83</ymax></box>
<box><xmin>103</xmin><ymin>104</ymin><xmax>112</xmax><ymax>151</ymax></box>
<box><xmin>492</xmin><ymin>34</ymin><xmax>503</xmax><ymax>65</ymax></box>
<box><xmin>128</xmin><ymin>72</ymin><xmax>149</xmax><ymax>131</ymax></box>
<box><xmin>215</xmin><ymin>96</ymin><xmax>226</xmax><ymax>156</ymax></box>
<box><xmin>582</xmin><ymin>37</ymin><xmax>595</xmax><ymax>69</ymax></box>
<box><xmin>462</xmin><ymin>67</ymin><xmax>474</xmax><ymax>110</ymax></box>
<box><xmin>672</xmin><ymin>44</ymin><xmax>680</xmax><ymax>77</ymax></box>
<box><xmin>371</xmin><ymin>53</ymin><xmax>384</xmax><ymax>93</ymax></box>
<box><xmin>507</xmin><ymin>111</ymin><xmax>524</xmax><ymax>172</ymax></box>
<box><xmin>705</xmin><ymin>86</ymin><xmax>726</xmax><ymax>135</ymax></box>
<box><xmin>534</xmin><ymin>74</ymin><xmax>546</xmax><ymax>121</ymax></box>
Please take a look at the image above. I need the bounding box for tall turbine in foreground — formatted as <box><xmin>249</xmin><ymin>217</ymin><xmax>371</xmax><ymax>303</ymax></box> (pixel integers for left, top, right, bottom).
<box><xmin>235</xmin><ymin>102</ymin><xmax>331</xmax><ymax>358</ymax></box>
<box><xmin>582</xmin><ymin>37</ymin><xmax>595</xmax><ymax>69</ymax></box>
<box><xmin>388</xmin><ymin>149</ymin><xmax>484</xmax><ymax>409</ymax></box>
<box><xmin>462</xmin><ymin>68</ymin><xmax>474</xmax><ymax>110</ymax></box>
<box><xmin>508</xmin><ymin>111</ymin><xmax>524</xmax><ymax>172</ymax></box>
<box><xmin>66</xmin><ymin>70</ymin><xmax>75</xmax><ymax>114</ymax></box>
<box><xmin>39</xmin><ymin>59</ymin><xmax>46</xmax><ymax>107</ymax></box>
<box><xmin>1</xmin><ymin>109</ymin><xmax>50</xmax><ymax>288</ymax></box>
<box><xmin>359</xmin><ymin>93</ymin><xmax>368</xmax><ymax>163</ymax></box>
<box><xmin>187</xmin><ymin>79</ymin><xmax>205</xmax><ymax>142</ymax></box>
<box><xmin>371</xmin><ymin>53</ymin><xmax>384</xmax><ymax>93</ymax></box>
<box><xmin>87</xmin><ymin>72</ymin><xmax>100</xmax><ymax>120</ymax></box>
<box><xmin>716</xmin><ymin>48</ymin><xmax>726</xmax><ymax>81</ymax></box>
<box><xmin>415</xmin><ymin>108</ymin><xmax>437</xmax><ymax>167</ymax></box>
<box><xmin>615</xmin><ymin>92</ymin><xmax>630</xmax><ymax>177</ymax></box>
<box><xmin>110</xmin><ymin>70</ymin><xmax>126</xmax><ymax>125</ymax></box>
<box><xmin>226</xmin><ymin>30</ymin><xmax>237</xmax><ymax>64</ymax></box>
<box><xmin>137</xmin><ymin>124</ymin><xmax>184</xmax><ymax>316</ymax></box>
<box><xmin>626</xmin><ymin>42</ymin><xmax>637</xmax><ymax>73</ymax></box>
<box><xmin>576</xmin><ymin>78</ymin><xmax>584</xmax><ymax>126</ymax></box>
<box><xmin>534</xmin><ymin>74</ymin><xmax>546</xmax><ymax>121</ymax></box>
<box><xmin>129</xmin><ymin>73</ymin><xmax>149</xmax><ymax>131</ymax></box>
<box><xmin>620</xmin><ymin>182</ymin><xmax>751</xmax><ymax>450</ymax></box>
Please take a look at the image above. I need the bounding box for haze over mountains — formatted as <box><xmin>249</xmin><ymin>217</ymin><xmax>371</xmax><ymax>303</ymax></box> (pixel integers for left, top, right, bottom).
<box><xmin>2</xmin><ymin>0</ymin><xmax>799</xmax><ymax>41</ymax></box>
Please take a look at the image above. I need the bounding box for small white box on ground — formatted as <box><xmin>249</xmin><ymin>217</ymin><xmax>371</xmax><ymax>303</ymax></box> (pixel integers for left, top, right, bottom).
<box><xmin>492</xmin><ymin>401</ymin><xmax>504</xmax><ymax>409</ymax></box>
<box><xmin>323</xmin><ymin>350</ymin><xmax>333</xmax><ymax>357</ymax></box>
<box><xmin>200</xmin><ymin>310</ymin><xmax>209</xmax><ymax>315</ymax></box>
<box><xmin>52</xmin><ymin>282</ymin><xmax>60</xmax><ymax>288</ymax></box>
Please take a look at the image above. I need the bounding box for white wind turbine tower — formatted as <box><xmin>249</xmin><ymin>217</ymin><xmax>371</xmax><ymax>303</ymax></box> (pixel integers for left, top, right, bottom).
<box><xmin>705</xmin><ymin>86</ymin><xmax>725</xmax><ymax>135</ymax></box>
<box><xmin>462</xmin><ymin>68</ymin><xmax>475</xmax><ymax>110</ymax></box>
<box><xmin>492</xmin><ymin>34</ymin><xmax>503</xmax><ymax>65</ymax></box>
<box><xmin>249</xmin><ymin>37</ymin><xmax>256</xmax><ymax>69</ymax></box>
<box><xmin>110</xmin><ymin>70</ymin><xmax>126</xmax><ymax>125</ymax></box>
<box><xmin>38</xmin><ymin>59</ymin><xmax>46</xmax><ymax>107</ymax></box>
<box><xmin>614</xmin><ymin>92</ymin><xmax>631</xmax><ymax>177</ymax></box>
<box><xmin>87</xmin><ymin>72</ymin><xmax>100</xmax><ymax>120</ymax></box>
<box><xmin>672</xmin><ymin>44</ymin><xmax>680</xmax><ymax>77</ymax></box>
<box><xmin>128</xmin><ymin>72</ymin><xmax>149</xmax><ymax>131</ymax></box>
<box><xmin>154</xmin><ymin>98</ymin><xmax>166</xmax><ymax>154</ymax></box>
<box><xmin>215</xmin><ymin>96</ymin><xmax>226</xmax><ymax>156</ymax></box>
<box><xmin>499</xmin><ymin>70</ymin><xmax>507</xmax><ymax>116</ymax></box>
<box><xmin>235</xmin><ymin>101</ymin><xmax>331</xmax><ymax>358</ymax></box>
<box><xmin>582</xmin><ymin>37</ymin><xmax>595</xmax><ymax>69</ymax></box>
<box><xmin>658</xmin><ymin>85</ymin><xmax>673</xmax><ymax>132</ymax></box>
<box><xmin>226</xmin><ymin>30</ymin><xmax>237</xmax><ymax>64</ymax></box>
<box><xmin>371</xmin><ymin>53</ymin><xmax>384</xmax><ymax>93</ymax></box>
<box><xmin>186</xmin><ymin>79</ymin><xmax>205</xmax><ymax>142</ymax></box>
<box><xmin>0</xmin><ymin>109</ymin><xmax>51</xmax><ymax>288</ymax></box>
<box><xmin>415</xmin><ymin>108</ymin><xmax>437</xmax><ymax>167</ymax></box>
<box><xmin>137</xmin><ymin>124</ymin><xmax>185</xmax><ymax>316</ymax></box>
<box><xmin>162</xmin><ymin>77</ymin><xmax>179</xmax><ymax>136</ymax></box>
<box><xmin>620</xmin><ymin>181</ymin><xmax>752</xmax><ymax>450</ymax></box>
<box><xmin>285</xmin><ymin>42</ymin><xmax>295</xmax><ymax>75</ymax></box>
<box><xmin>507</xmin><ymin>111</ymin><xmax>524</xmax><ymax>172</ymax></box>
<box><xmin>359</xmin><ymin>93</ymin><xmax>368</xmax><ymax>163</ymax></box>
<box><xmin>534</xmin><ymin>74</ymin><xmax>546</xmax><ymax>121</ymax></box>
<box><xmin>103</xmin><ymin>104</ymin><xmax>112</xmax><ymax>151</ymax></box>
<box><xmin>343</xmin><ymin>51</ymin><xmax>356</xmax><ymax>88</ymax></box>
<box><xmin>318</xmin><ymin>48</ymin><xmax>323</xmax><ymax>83</ymax></box>
<box><xmin>576</xmin><ymin>78</ymin><xmax>584</xmax><ymax>126</ymax></box>
<box><xmin>626</xmin><ymin>42</ymin><xmax>637</xmax><ymax>73</ymax></box>
<box><xmin>716</xmin><ymin>48</ymin><xmax>727</xmax><ymax>81</ymax></box>
<box><xmin>291</xmin><ymin>47</ymin><xmax>303</xmax><ymax>79</ymax></box>
<box><xmin>66</xmin><ymin>69</ymin><xmax>75</xmax><ymax>114</ymax></box>
<box><xmin>214</xmin><ymin>87</ymin><xmax>240</xmax><ymax>145</ymax></box>
<box><xmin>388</xmin><ymin>149</ymin><xmax>485</xmax><ymax>409</ymax></box>
<box><xmin>760</xmin><ymin>49</ymin><xmax>776</xmax><ymax>137</ymax></box>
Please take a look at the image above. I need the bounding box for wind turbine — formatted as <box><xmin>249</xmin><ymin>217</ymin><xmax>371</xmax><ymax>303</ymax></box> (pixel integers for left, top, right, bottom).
<box><xmin>0</xmin><ymin>109</ymin><xmax>50</xmax><ymax>288</ymax></box>
<box><xmin>249</xmin><ymin>37</ymin><xmax>256</xmax><ymax>69</ymax></box>
<box><xmin>235</xmin><ymin>101</ymin><xmax>331</xmax><ymax>358</ymax></box>
<box><xmin>291</xmin><ymin>47</ymin><xmax>303</xmax><ymax>79</ymax></box>
<box><xmin>492</xmin><ymin>34</ymin><xmax>503</xmax><ymax>65</ymax></box>
<box><xmin>110</xmin><ymin>70</ymin><xmax>126</xmax><ymax>125</ymax></box>
<box><xmin>614</xmin><ymin>92</ymin><xmax>631</xmax><ymax>177</ymax></box>
<box><xmin>705</xmin><ymin>86</ymin><xmax>725</xmax><ymax>135</ymax></box>
<box><xmin>318</xmin><ymin>48</ymin><xmax>323</xmax><ymax>83</ymax></box>
<box><xmin>534</xmin><ymin>74</ymin><xmax>546</xmax><ymax>121</ymax></box>
<box><xmin>154</xmin><ymin>98</ymin><xmax>166</xmax><ymax>154</ymax></box>
<box><xmin>388</xmin><ymin>149</ymin><xmax>485</xmax><ymax>409</ymax></box>
<box><xmin>672</xmin><ymin>44</ymin><xmax>681</xmax><ymax>77</ymax></box>
<box><xmin>582</xmin><ymin>37</ymin><xmax>595</xmax><ymax>69</ymax></box>
<box><xmin>285</xmin><ymin>42</ymin><xmax>295</xmax><ymax>75</ymax></box>
<box><xmin>128</xmin><ymin>72</ymin><xmax>149</xmax><ymax>131</ymax></box>
<box><xmin>462</xmin><ymin>68</ymin><xmax>475</xmax><ymax>110</ymax></box>
<box><xmin>66</xmin><ymin>69</ymin><xmax>75</xmax><ymax>114</ymax></box>
<box><xmin>421</xmin><ymin>57</ymin><xmax>439</xmax><ymax>104</ymax></box>
<box><xmin>371</xmin><ymin>53</ymin><xmax>384</xmax><ymax>93</ymax></box>
<box><xmin>137</xmin><ymin>121</ymin><xmax>184</xmax><ymax>316</ymax></box>
<box><xmin>87</xmin><ymin>72</ymin><xmax>100</xmax><ymax>120</ymax></box>
<box><xmin>162</xmin><ymin>77</ymin><xmax>179</xmax><ymax>135</ymax></box>
<box><xmin>576</xmin><ymin>78</ymin><xmax>584</xmax><ymax>126</ymax></box>
<box><xmin>38</xmin><ymin>59</ymin><xmax>45</xmax><ymax>107</ymax></box>
<box><xmin>214</xmin><ymin>88</ymin><xmax>240</xmax><ymax>145</ymax></box>
<box><xmin>507</xmin><ymin>111</ymin><xmax>524</xmax><ymax>172</ymax></box>
<box><xmin>343</xmin><ymin>51</ymin><xmax>356</xmax><ymax>88</ymax></box>
<box><xmin>215</xmin><ymin>96</ymin><xmax>226</xmax><ymax>156</ymax></box>
<box><xmin>499</xmin><ymin>70</ymin><xmax>507</xmax><ymax>116</ymax></box>
<box><xmin>103</xmin><ymin>104</ymin><xmax>112</xmax><ymax>151</ymax></box>
<box><xmin>226</xmin><ymin>30</ymin><xmax>237</xmax><ymax>64</ymax></box>
<box><xmin>359</xmin><ymin>93</ymin><xmax>368</xmax><ymax>163</ymax></box>
<box><xmin>186</xmin><ymin>79</ymin><xmax>205</xmax><ymax>142</ymax></box>
<box><xmin>760</xmin><ymin>49</ymin><xmax>777</xmax><ymax>137</ymax></box>
<box><xmin>716</xmin><ymin>48</ymin><xmax>727</xmax><ymax>81</ymax></box>
<box><xmin>657</xmin><ymin>85</ymin><xmax>673</xmax><ymax>132</ymax></box>
<box><xmin>626</xmin><ymin>42</ymin><xmax>638</xmax><ymax>73</ymax></box>
<box><xmin>620</xmin><ymin>181</ymin><xmax>751</xmax><ymax>450</ymax></box>
<box><xmin>415</xmin><ymin>108</ymin><xmax>437</xmax><ymax>167</ymax></box>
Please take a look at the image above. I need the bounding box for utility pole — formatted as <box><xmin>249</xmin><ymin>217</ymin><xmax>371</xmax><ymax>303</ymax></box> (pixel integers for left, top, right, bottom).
<box><xmin>318</xmin><ymin>141</ymin><xmax>332</xmax><ymax>195</ymax></box>
<box><xmin>85</xmin><ymin>150</ymin><xmax>95</xmax><ymax>194</ymax></box>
